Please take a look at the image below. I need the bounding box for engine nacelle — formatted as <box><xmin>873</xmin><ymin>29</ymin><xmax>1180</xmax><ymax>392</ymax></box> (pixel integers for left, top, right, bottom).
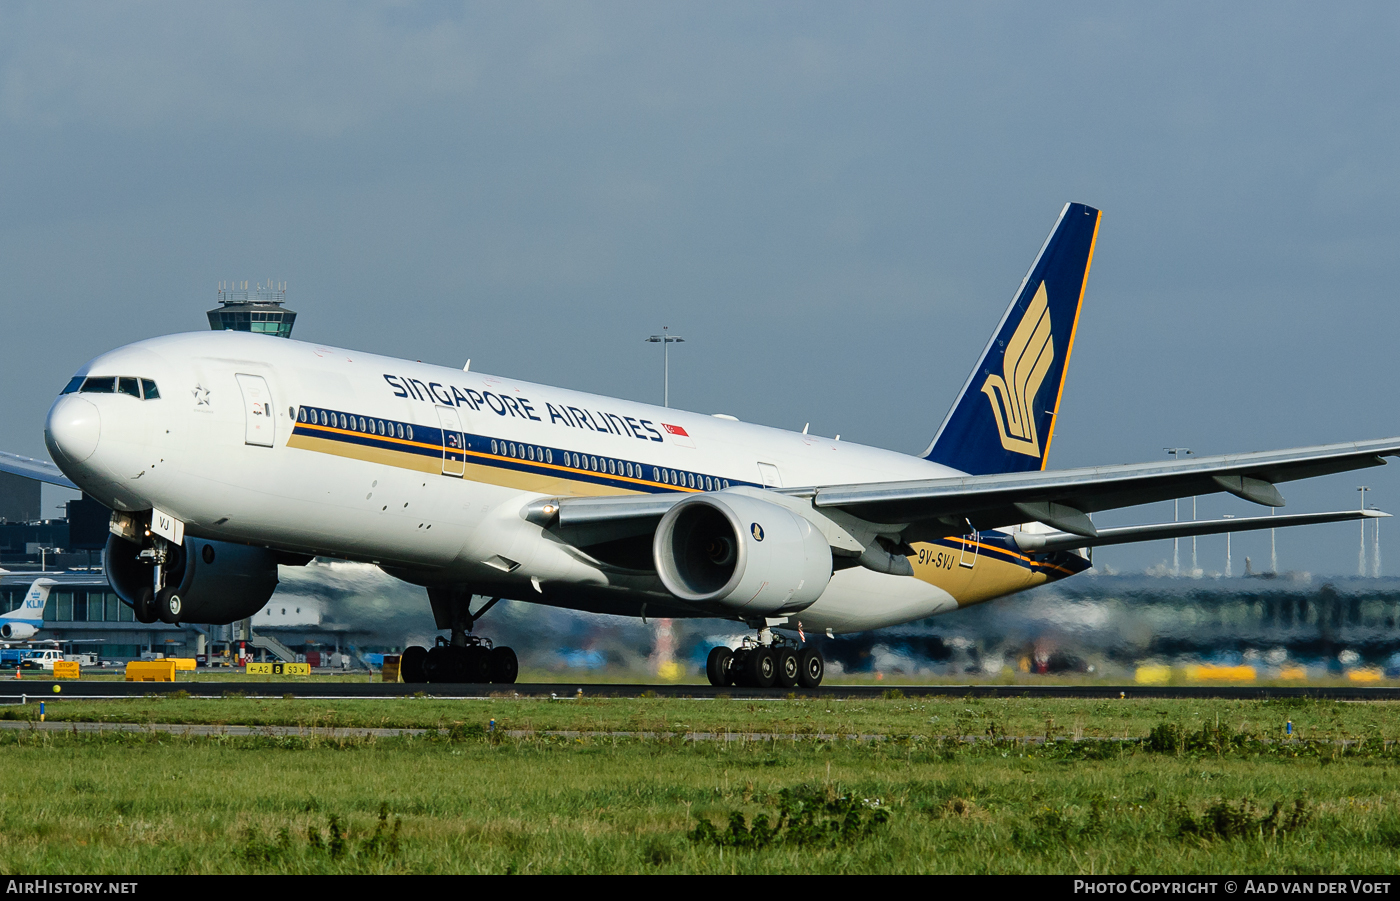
<box><xmin>653</xmin><ymin>491</ymin><xmax>832</xmax><ymax>614</ymax></box>
<box><xmin>0</xmin><ymin>622</ymin><xmax>38</xmax><ymax>641</ymax></box>
<box><xmin>105</xmin><ymin>534</ymin><xmax>279</xmax><ymax>625</ymax></box>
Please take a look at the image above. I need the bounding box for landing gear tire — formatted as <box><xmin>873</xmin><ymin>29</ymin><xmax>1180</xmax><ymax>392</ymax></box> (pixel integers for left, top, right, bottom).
<box><xmin>422</xmin><ymin>645</ymin><xmax>449</xmax><ymax>682</ymax></box>
<box><xmin>156</xmin><ymin>589</ymin><xmax>183</xmax><ymax>625</ymax></box>
<box><xmin>775</xmin><ymin>648</ymin><xmax>800</xmax><ymax>689</ymax></box>
<box><xmin>729</xmin><ymin>649</ymin><xmax>751</xmax><ymax>686</ymax></box>
<box><xmin>797</xmin><ymin>648</ymin><xmax>824</xmax><ymax>689</ymax></box>
<box><xmin>490</xmin><ymin>646</ymin><xmax>519</xmax><ymax>684</ymax></box>
<box><xmin>746</xmin><ymin>648</ymin><xmax>777</xmax><ymax>689</ymax></box>
<box><xmin>400</xmin><ymin>645</ymin><xmax>428</xmax><ymax>683</ymax></box>
<box><xmin>132</xmin><ymin>587</ymin><xmax>157</xmax><ymax>624</ymax></box>
<box><xmin>463</xmin><ymin>646</ymin><xmax>492</xmax><ymax>683</ymax></box>
<box><xmin>706</xmin><ymin>647</ymin><xmax>734</xmax><ymax>687</ymax></box>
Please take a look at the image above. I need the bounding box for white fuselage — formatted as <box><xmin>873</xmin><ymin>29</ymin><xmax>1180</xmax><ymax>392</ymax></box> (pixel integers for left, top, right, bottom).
<box><xmin>46</xmin><ymin>331</ymin><xmax>969</xmax><ymax>632</ymax></box>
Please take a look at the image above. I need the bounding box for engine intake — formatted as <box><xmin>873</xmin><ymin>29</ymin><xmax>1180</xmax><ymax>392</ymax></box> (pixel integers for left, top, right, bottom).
<box><xmin>653</xmin><ymin>491</ymin><xmax>832</xmax><ymax>614</ymax></box>
<box><xmin>0</xmin><ymin>622</ymin><xmax>37</xmax><ymax>641</ymax></box>
<box><xmin>105</xmin><ymin>534</ymin><xmax>279</xmax><ymax>625</ymax></box>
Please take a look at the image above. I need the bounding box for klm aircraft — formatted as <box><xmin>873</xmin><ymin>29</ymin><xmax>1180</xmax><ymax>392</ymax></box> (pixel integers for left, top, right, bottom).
<box><xmin>0</xmin><ymin>578</ymin><xmax>55</xmax><ymax>641</ymax></box>
<box><xmin>5</xmin><ymin>203</ymin><xmax>1393</xmax><ymax>688</ymax></box>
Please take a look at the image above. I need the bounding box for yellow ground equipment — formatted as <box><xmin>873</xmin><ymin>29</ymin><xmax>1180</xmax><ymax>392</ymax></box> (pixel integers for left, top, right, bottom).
<box><xmin>125</xmin><ymin>661</ymin><xmax>177</xmax><ymax>682</ymax></box>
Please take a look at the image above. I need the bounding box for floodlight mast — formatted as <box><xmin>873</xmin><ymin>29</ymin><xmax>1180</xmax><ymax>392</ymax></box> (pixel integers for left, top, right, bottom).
<box><xmin>1165</xmin><ymin>448</ymin><xmax>1193</xmax><ymax>575</ymax></box>
<box><xmin>1359</xmin><ymin>486</ymin><xmax>1371</xmax><ymax>576</ymax></box>
<box><xmin>644</xmin><ymin>327</ymin><xmax>685</xmax><ymax>408</ymax></box>
<box><xmin>1223</xmin><ymin>514</ymin><xmax>1235</xmax><ymax>577</ymax></box>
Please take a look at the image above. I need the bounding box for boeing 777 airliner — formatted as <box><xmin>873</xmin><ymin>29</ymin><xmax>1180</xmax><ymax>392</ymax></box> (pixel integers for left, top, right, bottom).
<box><xmin>7</xmin><ymin>203</ymin><xmax>1395</xmax><ymax>688</ymax></box>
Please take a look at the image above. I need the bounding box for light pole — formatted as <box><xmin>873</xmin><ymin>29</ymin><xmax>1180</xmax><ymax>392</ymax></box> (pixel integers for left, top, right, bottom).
<box><xmin>1358</xmin><ymin>486</ymin><xmax>1371</xmax><ymax>577</ymax></box>
<box><xmin>1165</xmin><ymin>448</ymin><xmax>1193</xmax><ymax>575</ymax></box>
<box><xmin>1271</xmin><ymin>507</ymin><xmax>1277</xmax><ymax>574</ymax></box>
<box><xmin>645</xmin><ymin>327</ymin><xmax>685</xmax><ymax>408</ymax></box>
<box><xmin>1222</xmin><ymin>514</ymin><xmax>1235</xmax><ymax>577</ymax></box>
<box><xmin>1371</xmin><ymin>503</ymin><xmax>1382</xmax><ymax>578</ymax></box>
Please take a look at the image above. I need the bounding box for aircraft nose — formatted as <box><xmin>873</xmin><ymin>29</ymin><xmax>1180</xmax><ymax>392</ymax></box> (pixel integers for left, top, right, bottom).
<box><xmin>45</xmin><ymin>395</ymin><xmax>101</xmax><ymax>465</ymax></box>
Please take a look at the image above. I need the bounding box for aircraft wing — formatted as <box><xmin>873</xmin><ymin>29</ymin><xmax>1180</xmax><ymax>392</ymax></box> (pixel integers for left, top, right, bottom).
<box><xmin>0</xmin><ymin>451</ymin><xmax>77</xmax><ymax>489</ymax></box>
<box><xmin>805</xmin><ymin>437</ymin><xmax>1400</xmax><ymax>538</ymax></box>
<box><xmin>542</xmin><ymin>437</ymin><xmax>1400</xmax><ymax>547</ymax></box>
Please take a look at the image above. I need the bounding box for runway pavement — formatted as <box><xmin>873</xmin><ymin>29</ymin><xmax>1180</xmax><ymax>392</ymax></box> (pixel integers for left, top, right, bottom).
<box><xmin>3</xmin><ymin>680</ymin><xmax>1400</xmax><ymax>701</ymax></box>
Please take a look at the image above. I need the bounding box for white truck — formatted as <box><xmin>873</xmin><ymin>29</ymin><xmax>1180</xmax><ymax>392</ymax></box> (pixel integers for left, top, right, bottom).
<box><xmin>20</xmin><ymin>649</ymin><xmax>63</xmax><ymax>670</ymax></box>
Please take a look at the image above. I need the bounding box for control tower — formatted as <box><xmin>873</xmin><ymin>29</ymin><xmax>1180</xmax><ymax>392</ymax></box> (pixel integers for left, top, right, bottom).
<box><xmin>207</xmin><ymin>281</ymin><xmax>297</xmax><ymax>338</ymax></box>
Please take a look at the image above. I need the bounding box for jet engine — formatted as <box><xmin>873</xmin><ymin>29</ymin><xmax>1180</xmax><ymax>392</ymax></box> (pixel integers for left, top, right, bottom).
<box><xmin>0</xmin><ymin>622</ymin><xmax>38</xmax><ymax>641</ymax></box>
<box><xmin>104</xmin><ymin>533</ymin><xmax>279</xmax><ymax>625</ymax></box>
<box><xmin>653</xmin><ymin>491</ymin><xmax>832</xmax><ymax>614</ymax></box>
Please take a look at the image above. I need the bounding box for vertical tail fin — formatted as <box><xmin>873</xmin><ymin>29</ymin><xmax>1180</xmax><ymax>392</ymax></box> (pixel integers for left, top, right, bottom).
<box><xmin>2</xmin><ymin>578</ymin><xmax>53</xmax><ymax>622</ymax></box>
<box><xmin>924</xmin><ymin>202</ymin><xmax>1101</xmax><ymax>475</ymax></box>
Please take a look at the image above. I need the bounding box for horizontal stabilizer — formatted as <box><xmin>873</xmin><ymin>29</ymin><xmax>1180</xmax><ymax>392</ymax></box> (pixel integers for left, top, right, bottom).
<box><xmin>1012</xmin><ymin>509</ymin><xmax>1387</xmax><ymax>554</ymax></box>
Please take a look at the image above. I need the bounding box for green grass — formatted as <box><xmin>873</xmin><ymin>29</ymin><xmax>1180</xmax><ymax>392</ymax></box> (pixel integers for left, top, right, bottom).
<box><xmin>4</xmin><ymin>698</ymin><xmax>1400</xmax><ymax>874</ymax></box>
<box><xmin>5</xmin><ymin>694</ymin><xmax>1396</xmax><ymax>742</ymax></box>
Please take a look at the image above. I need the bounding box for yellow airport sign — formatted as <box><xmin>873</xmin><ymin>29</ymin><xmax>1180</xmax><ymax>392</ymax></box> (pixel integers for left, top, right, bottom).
<box><xmin>246</xmin><ymin>662</ymin><xmax>311</xmax><ymax>676</ymax></box>
<box><xmin>52</xmin><ymin>661</ymin><xmax>80</xmax><ymax>679</ymax></box>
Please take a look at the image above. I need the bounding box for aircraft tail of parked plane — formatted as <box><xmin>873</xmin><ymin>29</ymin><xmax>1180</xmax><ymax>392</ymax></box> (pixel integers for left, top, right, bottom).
<box><xmin>924</xmin><ymin>202</ymin><xmax>1100</xmax><ymax>475</ymax></box>
<box><xmin>0</xmin><ymin>578</ymin><xmax>53</xmax><ymax>641</ymax></box>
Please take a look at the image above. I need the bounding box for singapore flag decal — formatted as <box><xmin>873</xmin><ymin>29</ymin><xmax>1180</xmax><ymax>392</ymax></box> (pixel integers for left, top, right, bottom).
<box><xmin>662</xmin><ymin>423</ymin><xmax>695</xmax><ymax>448</ymax></box>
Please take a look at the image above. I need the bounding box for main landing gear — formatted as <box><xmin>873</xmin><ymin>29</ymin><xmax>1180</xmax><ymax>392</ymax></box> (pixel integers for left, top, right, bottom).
<box><xmin>401</xmin><ymin>590</ymin><xmax>518</xmax><ymax>685</ymax></box>
<box><xmin>706</xmin><ymin>628</ymin><xmax>824</xmax><ymax>689</ymax></box>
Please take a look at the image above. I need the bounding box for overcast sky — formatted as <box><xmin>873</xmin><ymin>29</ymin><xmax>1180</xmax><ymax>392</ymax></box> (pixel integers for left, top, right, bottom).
<box><xmin>2</xmin><ymin>2</ymin><xmax>1398</xmax><ymax>575</ymax></box>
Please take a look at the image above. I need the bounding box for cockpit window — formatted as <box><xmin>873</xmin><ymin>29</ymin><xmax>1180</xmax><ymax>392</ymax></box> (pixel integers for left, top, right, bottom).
<box><xmin>76</xmin><ymin>376</ymin><xmax>160</xmax><ymax>399</ymax></box>
<box><xmin>79</xmin><ymin>377</ymin><xmax>116</xmax><ymax>394</ymax></box>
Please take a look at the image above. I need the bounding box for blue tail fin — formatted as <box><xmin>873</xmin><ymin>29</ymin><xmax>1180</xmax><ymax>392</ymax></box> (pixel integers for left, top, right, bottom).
<box><xmin>924</xmin><ymin>202</ymin><xmax>1101</xmax><ymax>475</ymax></box>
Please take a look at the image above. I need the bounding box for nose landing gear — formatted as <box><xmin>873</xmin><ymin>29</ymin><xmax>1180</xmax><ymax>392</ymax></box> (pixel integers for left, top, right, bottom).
<box><xmin>705</xmin><ymin>627</ymin><xmax>824</xmax><ymax>689</ymax></box>
<box><xmin>401</xmin><ymin>588</ymin><xmax>518</xmax><ymax>685</ymax></box>
<box><xmin>135</xmin><ymin>535</ymin><xmax>180</xmax><ymax>624</ymax></box>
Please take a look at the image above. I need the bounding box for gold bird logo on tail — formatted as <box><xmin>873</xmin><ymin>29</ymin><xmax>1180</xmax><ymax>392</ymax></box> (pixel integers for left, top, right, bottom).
<box><xmin>980</xmin><ymin>281</ymin><xmax>1054</xmax><ymax>458</ymax></box>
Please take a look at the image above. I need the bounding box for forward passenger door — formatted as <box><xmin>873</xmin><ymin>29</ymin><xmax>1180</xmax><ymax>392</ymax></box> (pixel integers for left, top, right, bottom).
<box><xmin>436</xmin><ymin>405</ymin><xmax>466</xmax><ymax>477</ymax></box>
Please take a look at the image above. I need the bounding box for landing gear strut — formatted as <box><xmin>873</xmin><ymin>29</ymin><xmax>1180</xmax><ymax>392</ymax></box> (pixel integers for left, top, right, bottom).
<box><xmin>402</xmin><ymin>587</ymin><xmax>518</xmax><ymax>684</ymax></box>
<box><xmin>135</xmin><ymin>535</ymin><xmax>177</xmax><ymax>624</ymax></box>
<box><xmin>706</xmin><ymin>627</ymin><xmax>823</xmax><ymax>689</ymax></box>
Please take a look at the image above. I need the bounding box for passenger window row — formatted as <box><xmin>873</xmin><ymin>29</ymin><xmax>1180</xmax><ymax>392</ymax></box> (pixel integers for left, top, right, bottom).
<box><xmin>655</xmin><ymin>467</ymin><xmax>728</xmax><ymax>491</ymax></box>
<box><xmin>298</xmin><ymin>406</ymin><xmax>414</xmax><ymax>442</ymax></box>
<box><xmin>291</xmin><ymin>404</ymin><xmax>732</xmax><ymax>492</ymax></box>
<box><xmin>65</xmin><ymin>376</ymin><xmax>160</xmax><ymax>400</ymax></box>
<box><xmin>488</xmin><ymin>439</ymin><xmax>729</xmax><ymax>491</ymax></box>
<box><xmin>491</xmin><ymin>439</ymin><xmax>553</xmax><ymax>465</ymax></box>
